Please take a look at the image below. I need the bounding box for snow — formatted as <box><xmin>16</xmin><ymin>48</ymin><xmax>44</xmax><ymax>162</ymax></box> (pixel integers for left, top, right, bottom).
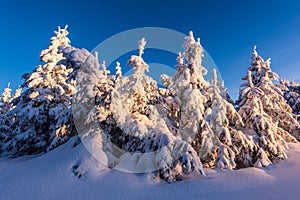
<box><xmin>1</xmin><ymin>27</ymin><xmax>300</xmax><ymax>198</ymax></box>
<box><xmin>1</xmin><ymin>138</ymin><xmax>300</xmax><ymax>200</ymax></box>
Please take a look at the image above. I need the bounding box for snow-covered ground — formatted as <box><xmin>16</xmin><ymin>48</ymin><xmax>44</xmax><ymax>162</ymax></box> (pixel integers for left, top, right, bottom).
<box><xmin>1</xmin><ymin>137</ymin><xmax>300</xmax><ymax>200</ymax></box>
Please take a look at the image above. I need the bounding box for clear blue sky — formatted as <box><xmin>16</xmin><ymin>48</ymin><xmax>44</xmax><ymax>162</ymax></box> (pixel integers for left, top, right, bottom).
<box><xmin>1</xmin><ymin>0</ymin><xmax>300</xmax><ymax>99</ymax></box>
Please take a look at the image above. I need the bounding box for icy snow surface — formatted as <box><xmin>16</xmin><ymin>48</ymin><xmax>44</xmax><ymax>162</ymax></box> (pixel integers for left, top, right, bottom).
<box><xmin>1</xmin><ymin>137</ymin><xmax>300</xmax><ymax>200</ymax></box>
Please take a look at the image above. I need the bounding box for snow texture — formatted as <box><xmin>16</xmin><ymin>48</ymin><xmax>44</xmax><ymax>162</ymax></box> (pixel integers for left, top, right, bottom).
<box><xmin>1</xmin><ymin>137</ymin><xmax>300</xmax><ymax>200</ymax></box>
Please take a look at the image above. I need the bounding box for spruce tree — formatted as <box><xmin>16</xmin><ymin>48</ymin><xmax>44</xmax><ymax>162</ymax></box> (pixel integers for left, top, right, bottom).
<box><xmin>0</xmin><ymin>84</ymin><xmax>12</xmax><ymax>154</ymax></box>
<box><xmin>4</xmin><ymin>26</ymin><xmax>75</xmax><ymax>156</ymax></box>
<box><xmin>238</xmin><ymin>47</ymin><xmax>299</xmax><ymax>165</ymax></box>
<box><xmin>161</xmin><ymin>32</ymin><xmax>210</xmax><ymax>149</ymax></box>
<box><xmin>239</xmin><ymin>46</ymin><xmax>299</xmax><ymax>142</ymax></box>
<box><xmin>282</xmin><ymin>79</ymin><xmax>300</xmax><ymax>116</ymax></box>
<box><xmin>203</xmin><ymin>69</ymin><xmax>256</xmax><ymax>169</ymax></box>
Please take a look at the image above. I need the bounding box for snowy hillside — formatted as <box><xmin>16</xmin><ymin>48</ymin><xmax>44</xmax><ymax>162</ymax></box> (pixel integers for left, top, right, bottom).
<box><xmin>1</xmin><ymin>26</ymin><xmax>300</xmax><ymax>199</ymax></box>
<box><xmin>1</xmin><ymin>137</ymin><xmax>300</xmax><ymax>200</ymax></box>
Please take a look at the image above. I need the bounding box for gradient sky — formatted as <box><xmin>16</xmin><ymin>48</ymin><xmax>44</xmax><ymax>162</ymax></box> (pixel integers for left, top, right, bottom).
<box><xmin>1</xmin><ymin>0</ymin><xmax>300</xmax><ymax>99</ymax></box>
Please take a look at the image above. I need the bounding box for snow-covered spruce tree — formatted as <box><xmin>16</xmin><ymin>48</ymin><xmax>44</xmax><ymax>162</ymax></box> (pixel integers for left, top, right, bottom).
<box><xmin>108</xmin><ymin>38</ymin><xmax>204</xmax><ymax>182</ymax></box>
<box><xmin>203</xmin><ymin>69</ymin><xmax>257</xmax><ymax>169</ymax></box>
<box><xmin>71</xmin><ymin>50</ymin><xmax>103</xmax><ymax>137</ymax></box>
<box><xmin>0</xmin><ymin>85</ymin><xmax>24</xmax><ymax>155</ymax></box>
<box><xmin>201</xmin><ymin>69</ymin><xmax>235</xmax><ymax>168</ymax></box>
<box><xmin>280</xmin><ymin>79</ymin><xmax>296</xmax><ymax>111</ymax></box>
<box><xmin>1</xmin><ymin>83</ymin><xmax>11</xmax><ymax>103</ymax></box>
<box><xmin>281</xmin><ymin>79</ymin><xmax>300</xmax><ymax>116</ymax></box>
<box><xmin>0</xmin><ymin>84</ymin><xmax>12</xmax><ymax>153</ymax></box>
<box><xmin>95</xmin><ymin>61</ymin><xmax>113</xmax><ymax>119</ymax></box>
<box><xmin>97</xmin><ymin>61</ymin><xmax>121</xmax><ymax>131</ymax></box>
<box><xmin>115</xmin><ymin>61</ymin><xmax>122</xmax><ymax>82</ymax></box>
<box><xmin>239</xmin><ymin>46</ymin><xmax>299</xmax><ymax>142</ymax></box>
<box><xmin>160</xmin><ymin>32</ymin><xmax>215</xmax><ymax>163</ymax></box>
<box><xmin>67</xmin><ymin>48</ymin><xmax>118</xmax><ymax>168</ymax></box>
<box><xmin>59</xmin><ymin>45</ymin><xmax>112</xmax><ymax>135</ymax></box>
<box><xmin>3</xmin><ymin>26</ymin><xmax>76</xmax><ymax>156</ymax></box>
<box><xmin>161</xmin><ymin>31</ymin><xmax>209</xmax><ymax>143</ymax></box>
<box><xmin>238</xmin><ymin>68</ymin><xmax>295</xmax><ymax>166</ymax></box>
<box><xmin>217</xmin><ymin>79</ymin><xmax>235</xmax><ymax>105</ymax></box>
<box><xmin>279</xmin><ymin>79</ymin><xmax>300</xmax><ymax>139</ymax></box>
<box><xmin>57</xmin><ymin>44</ymin><xmax>117</xmax><ymax>161</ymax></box>
<box><xmin>55</xmin><ymin>45</ymin><xmax>95</xmax><ymax>151</ymax></box>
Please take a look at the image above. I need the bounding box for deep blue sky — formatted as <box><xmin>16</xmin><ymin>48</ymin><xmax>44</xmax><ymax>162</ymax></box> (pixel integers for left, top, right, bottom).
<box><xmin>1</xmin><ymin>0</ymin><xmax>300</xmax><ymax>99</ymax></box>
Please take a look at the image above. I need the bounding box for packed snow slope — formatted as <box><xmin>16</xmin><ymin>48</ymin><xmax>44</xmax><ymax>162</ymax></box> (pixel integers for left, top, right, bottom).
<box><xmin>1</xmin><ymin>137</ymin><xmax>300</xmax><ymax>200</ymax></box>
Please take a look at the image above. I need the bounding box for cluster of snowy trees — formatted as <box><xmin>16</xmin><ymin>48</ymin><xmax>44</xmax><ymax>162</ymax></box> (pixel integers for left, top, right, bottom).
<box><xmin>0</xmin><ymin>27</ymin><xmax>299</xmax><ymax>182</ymax></box>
